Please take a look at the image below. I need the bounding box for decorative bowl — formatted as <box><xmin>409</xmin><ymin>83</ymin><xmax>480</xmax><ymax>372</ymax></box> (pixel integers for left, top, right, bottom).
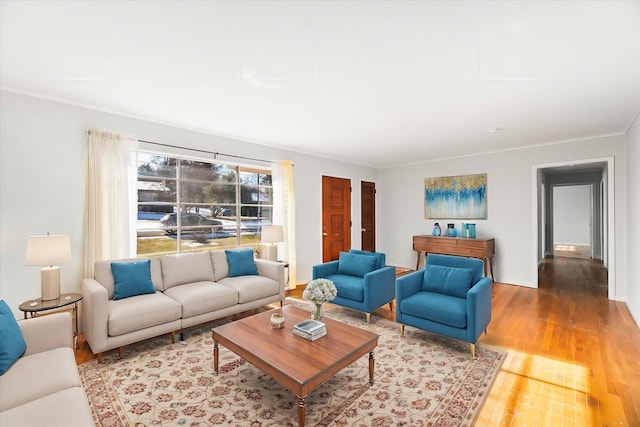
<box><xmin>270</xmin><ymin>313</ymin><xmax>285</xmax><ymax>329</ymax></box>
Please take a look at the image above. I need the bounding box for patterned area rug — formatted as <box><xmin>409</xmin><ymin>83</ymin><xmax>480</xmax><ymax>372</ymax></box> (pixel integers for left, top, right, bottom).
<box><xmin>78</xmin><ymin>302</ymin><xmax>505</xmax><ymax>426</ymax></box>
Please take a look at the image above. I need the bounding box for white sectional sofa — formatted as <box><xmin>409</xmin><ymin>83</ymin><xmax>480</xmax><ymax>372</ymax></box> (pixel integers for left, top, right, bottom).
<box><xmin>82</xmin><ymin>249</ymin><xmax>285</xmax><ymax>362</ymax></box>
<box><xmin>0</xmin><ymin>312</ymin><xmax>94</xmax><ymax>426</ymax></box>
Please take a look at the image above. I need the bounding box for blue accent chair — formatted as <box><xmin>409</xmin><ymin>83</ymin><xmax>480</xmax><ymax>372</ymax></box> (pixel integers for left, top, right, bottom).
<box><xmin>395</xmin><ymin>254</ymin><xmax>492</xmax><ymax>359</ymax></box>
<box><xmin>312</xmin><ymin>249</ymin><xmax>396</xmax><ymax>323</ymax></box>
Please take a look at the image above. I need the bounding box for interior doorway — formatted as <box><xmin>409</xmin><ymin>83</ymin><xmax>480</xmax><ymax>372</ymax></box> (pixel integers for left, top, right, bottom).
<box><xmin>322</xmin><ymin>176</ymin><xmax>351</xmax><ymax>262</ymax></box>
<box><xmin>552</xmin><ymin>184</ymin><xmax>592</xmax><ymax>259</ymax></box>
<box><xmin>533</xmin><ymin>157</ymin><xmax>614</xmax><ymax>299</ymax></box>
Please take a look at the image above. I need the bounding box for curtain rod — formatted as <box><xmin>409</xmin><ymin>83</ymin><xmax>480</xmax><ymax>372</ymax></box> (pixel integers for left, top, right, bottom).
<box><xmin>138</xmin><ymin>139</ymin><xmax>272</xmax><ymax>164</ymax></box>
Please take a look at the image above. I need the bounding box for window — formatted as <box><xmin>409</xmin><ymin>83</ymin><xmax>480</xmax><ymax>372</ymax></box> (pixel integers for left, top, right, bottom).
<box><xmin>136</xmin><ymin>152</ymin><xmax>273</xmax><ymax>257</ymax></box>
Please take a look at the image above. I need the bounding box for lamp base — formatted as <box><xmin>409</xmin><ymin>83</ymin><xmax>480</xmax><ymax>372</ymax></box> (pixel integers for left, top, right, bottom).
<box><xmin>260</xmin><ymin>244</ymin><xmax>278</xmax><ymax>261</ymax></box>
<box><xmin>41</xmin><ymin>266</ymin><xmax>61</xmax><ymax>301</ymax></box>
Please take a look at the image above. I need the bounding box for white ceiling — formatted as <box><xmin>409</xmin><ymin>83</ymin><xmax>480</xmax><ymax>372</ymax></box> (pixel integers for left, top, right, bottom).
<box><xmin>2</xmin><ymin>1</ymin><xmax>639</xmax><ymax>168</ymax></box>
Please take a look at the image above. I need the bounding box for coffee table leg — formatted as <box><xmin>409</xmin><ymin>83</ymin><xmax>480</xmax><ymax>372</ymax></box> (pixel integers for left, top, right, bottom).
<box><xmin>297</xmin><ymin>396</ymin><xmax>305</xmax><ymax>427</ymax></box>
<box><xmin>213</xmin><ymin>341</ymin><xmax>219</xmax><ymax>375</ymax></box>
<box><xmin>369</xmin><ymin>350</ymin><xmax>375</xmax><ymax>385</ymax></box>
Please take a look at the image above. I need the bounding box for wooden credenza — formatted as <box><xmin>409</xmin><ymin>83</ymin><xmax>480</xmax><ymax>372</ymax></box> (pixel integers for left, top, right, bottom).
<box><xmin>413</xmin><ymin>235</ymin><xmax>495</xmax><ymax>280</ymax></box>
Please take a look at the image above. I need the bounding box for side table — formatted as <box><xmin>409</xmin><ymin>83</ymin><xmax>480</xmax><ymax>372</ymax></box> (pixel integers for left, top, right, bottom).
<box><xmin>19</xmin><ymin>292</ymin><xmax>83</xmax><ymax>350</ymax></box>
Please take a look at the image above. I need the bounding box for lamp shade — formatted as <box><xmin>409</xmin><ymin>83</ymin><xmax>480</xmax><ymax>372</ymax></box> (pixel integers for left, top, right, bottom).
<box><xmin>25</xmin><ymin>234</ymin><xmax>72</xmax><ymax>266</ymax></box>
<box><xmin>261</xmin><ymin>225</ymin><xmax>283</xmax><ymax>244</ymax></box>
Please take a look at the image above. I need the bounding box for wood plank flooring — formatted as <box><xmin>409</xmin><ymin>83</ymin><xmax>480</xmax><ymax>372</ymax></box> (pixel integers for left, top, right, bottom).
<box><xmin>74</xmin><ymin>256</ymin><xmax>640</xmax><ymax>425</ymax></box>
<box><xmin>475</xmin><ymin>256</ymin><xmax>640</xmax><ymax>426</ymax></box>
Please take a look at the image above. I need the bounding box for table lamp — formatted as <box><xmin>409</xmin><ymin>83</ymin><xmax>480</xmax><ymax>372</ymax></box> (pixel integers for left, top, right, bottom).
<box><xmin>260</xmin><ymin>225</ymin><xmax>283</xmax><ymax>261</ymax></box>
<box><xmin>25</xmin><ymin>233</ymin><xmax>72</xmax><ymax>300</ymax></box>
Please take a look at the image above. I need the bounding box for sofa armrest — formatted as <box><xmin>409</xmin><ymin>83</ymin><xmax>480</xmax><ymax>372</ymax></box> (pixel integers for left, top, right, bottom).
<box><xmin>395</xmin><ymin>269</ymin><xmax>423</xmax><ymax>301</ymax></box>
<box><xmin>312</xmin><ymin>260</ymin><xmax>339</xmax><ymax>279</ymax></box>
<box><xmin>395</xmin><ymin>269</ymin><xmax>423</xmax><ymax>321</ymax></box>
<box><xmin>81</xmin><ymin>277</ymin><xmax>110</xmax><ymax>354</ymax></box>
<box><xmin>18</xmin><ymin>312</ymin><xmax>73</xmax><ymax>356</ymax></box>
<box><xmin>255</xmin><ymin>259</ymin><xmax>286</xmax><ymax>290</ymax></box>
<box><xmin>362</xmin><ymin>266</ymin><xmax>396</xmax><ymax>312</ymax></box>
<box><xmin>466</xmin><ymin>277</ymin><xmax>492</xmax><ymax>343</ymax></box>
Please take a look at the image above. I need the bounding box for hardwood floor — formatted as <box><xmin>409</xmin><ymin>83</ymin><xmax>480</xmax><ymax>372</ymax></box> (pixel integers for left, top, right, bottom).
<box><xmin>553</xmin><ymin>243</ymin><xmax>592</xmax><ymax>259</ymax></box>
<box><xmin>476</xmin><ymin>256</ymin><xmax>640</xmax><ymax>426</ymax></box>
<box><xmin>74</xmin><ymin>256</ymin><xmax>640</xmax><ymax>425</ymax></box>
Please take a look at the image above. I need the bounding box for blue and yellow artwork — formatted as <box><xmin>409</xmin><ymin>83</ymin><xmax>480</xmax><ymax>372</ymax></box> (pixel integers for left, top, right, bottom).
<box><xmin>424</xmin><ymin>174</ymin><xmax>487</xmax><ymax>219</ymax></box>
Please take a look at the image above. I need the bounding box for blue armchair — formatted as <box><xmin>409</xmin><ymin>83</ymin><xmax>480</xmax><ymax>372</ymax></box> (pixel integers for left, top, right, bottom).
<box><xmin>395</xmin><ymin>254</ymin><xmax>492</xmax><ymax>359</ymax></box>
<box><xmin>312</xmin><ymin>249</ymin><xmax>396</xmax><ymax>323</ymax></box>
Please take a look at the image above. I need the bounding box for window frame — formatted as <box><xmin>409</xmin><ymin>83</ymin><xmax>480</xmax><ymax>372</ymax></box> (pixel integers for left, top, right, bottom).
<box><xmin>136</xmin><ymin>150</ymin><xmax>273</xmax><ymax>257</ymax></box>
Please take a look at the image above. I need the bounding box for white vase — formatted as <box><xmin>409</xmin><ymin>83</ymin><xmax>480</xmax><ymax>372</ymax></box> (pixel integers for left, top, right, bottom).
<box><xmin>311</xmin><ymin>303</ymin><xmax>323</xmax><ymax>321</ymax></box>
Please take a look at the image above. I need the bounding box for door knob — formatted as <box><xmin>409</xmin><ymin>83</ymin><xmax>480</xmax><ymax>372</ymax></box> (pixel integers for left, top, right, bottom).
<box><xmin>361</xmin><ymin>228</ymin><xmax>366</xmax><ymax>232</ymax></box>
<box><xmin>322</xmin><ymin>232</ymin><xmax>328</xmax><ymax>236</ymax></box>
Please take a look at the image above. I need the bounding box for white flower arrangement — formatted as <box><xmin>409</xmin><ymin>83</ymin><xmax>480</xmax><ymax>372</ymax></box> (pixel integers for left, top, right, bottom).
<box><xmin>303</xmin><ymin>278</ymin><xmax>337</xmax><ymax>304</ymax></box>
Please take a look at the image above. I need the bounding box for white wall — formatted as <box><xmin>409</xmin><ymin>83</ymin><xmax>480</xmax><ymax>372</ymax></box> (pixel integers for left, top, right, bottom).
<box><xmin>0</xmin><ymin>91</ymin><xmax>376</xmax><ymax>316</ymax></box>
<box><xmin>553</xmin><ymin>185</ymin><xmax>591</xmax><ymax>246</ymax></box>
<box><xmin>1</xmin><ymin>90</ymin><xmax>634</xmax><ymax>322</ymax></box>
<box><xmin>377</xmin><ymin>135</ymin><xmax>627</xmax><ymax>294</ymax></box>
<box><xmin>626</xmin><ymin>113</ymin><xmax>640</xmax><ymax>326</ymax></box>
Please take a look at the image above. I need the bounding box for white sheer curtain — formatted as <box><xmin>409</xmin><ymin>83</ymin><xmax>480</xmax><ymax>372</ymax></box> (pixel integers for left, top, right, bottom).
<box><xmin>271</xmin><ymin>160</ymin><xmax>296</xmax><ymax>288</ymax></box>
<box><xmin>83</xmin><ymin>129</ymin><xmax>138</xmax><ymax>277</ymax></box>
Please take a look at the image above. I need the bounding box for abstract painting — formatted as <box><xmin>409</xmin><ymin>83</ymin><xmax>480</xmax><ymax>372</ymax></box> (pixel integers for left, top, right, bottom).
<box><xmin>424</xmin><ymin>173</ymin><xmax>487</xmax><ymax>219</ymax></box>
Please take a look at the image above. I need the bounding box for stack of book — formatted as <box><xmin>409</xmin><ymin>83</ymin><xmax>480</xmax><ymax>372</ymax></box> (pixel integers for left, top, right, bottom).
<box><xmin>292</xmin><ymin>319</ymin><xmax>326</xmax><ymax>341</ymax></box>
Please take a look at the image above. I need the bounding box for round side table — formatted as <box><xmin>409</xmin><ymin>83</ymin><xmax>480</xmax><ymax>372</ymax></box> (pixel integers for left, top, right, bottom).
<box><xmin>19</xmin><ymin>293</ymin><xmax>83</xmax><ymax>349</ymax></box>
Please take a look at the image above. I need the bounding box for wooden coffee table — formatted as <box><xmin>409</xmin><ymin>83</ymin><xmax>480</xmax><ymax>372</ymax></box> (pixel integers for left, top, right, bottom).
<box><xmin>212</xmin><ymin>304</ymin><xmax>379</xmax><ymax>426</ymax></box>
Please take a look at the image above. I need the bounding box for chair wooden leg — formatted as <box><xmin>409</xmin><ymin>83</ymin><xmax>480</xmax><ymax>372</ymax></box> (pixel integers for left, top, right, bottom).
<box><xmin>97</xmin><ymin>353</ymin><xmax>103</xmax><ymax>364</ymax></box>
<box><xmin>399</xmin><ymin>324</ymin><xmax>405</xmax><ymax>337</ymax></box>
<box><xmin>388</xmin><ymin>301</ymin><xmax>394</xmax><ymax>312</ymax></box>
<box><xmin>470</xmin><ymin>343</ymin><xmax>476</xmax><ymax>360</ymax></box>
<box><xmin>170</xmin><ymin>331</ymin><xmax>177</xmax><ymax>343</ymax></box>
<box><xmin>365</xmin><ymin>313</ymin><xmax>371</xmax><ymax>324</ymax></box>
<box><xmin>118</xmin><ymin>347</ymin><xmax>124</xmax><ymax>359</ymax></box>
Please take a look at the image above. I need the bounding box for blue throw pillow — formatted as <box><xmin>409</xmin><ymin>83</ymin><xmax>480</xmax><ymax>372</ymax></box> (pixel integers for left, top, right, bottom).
<box><xmin>111</xmin><ymin>260</ymin><xmax>156</xmax><ymax>300</ymax></box>
<box><xmin>349</xmin><ymin>249</ymin><xmax>385</xmax><ymax>269</ymax></box>
<box><xmin>422</xmin><ymin>265</ymin><xmax>474</xmax><ymax>298</ymax></box>
<box><xmin>226</xmin><ymin>248</ymin><xmax>259</xmax><ymax>277</ymax></box>
<box><xmin>0</xmin><ymin>300</ymin><xmax>27</xmax><ymax>375</ymax></box>
<box><xmin>337</xmin><ymin>251</ymin><xmax>377</xmax><ymax>277</ymax></box>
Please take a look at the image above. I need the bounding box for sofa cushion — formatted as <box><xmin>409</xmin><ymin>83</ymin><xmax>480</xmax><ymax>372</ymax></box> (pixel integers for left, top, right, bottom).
<box><xmin>337</xmin><ymin>252</ymin><xmax>377</xmax><ymax>278</ymax></box>
<box><xmin>160</xmin><ymin>252</ymin><xmax>215</xmax><ymax>290</ymax></box>
<box><xmin>225</xmin><ymin>248</ymin><xmax>258</xmax><ymax>277</ymax></box>
<box><xmin>210</xmin><ymin>250</ymin><xmax>229</xmax><ymax>281</ymax></box>
<box><xmin>400</xmin><ymin>291</ymin><xmax>467</xmax><ymax>328</ymax></box>
<box><xmin>422</xmin><ymin>265</ymin><xmax>474</xmax><ymax>298</ymax></box>
<box><xmin>349</xmin><ymin>249</ymin><xmax>385</xmax><ymax>269</ymax></box>
<box><xmin>0</xmin><ymin>300</ymin><xmax>26</xmax><ymax>376</ymax></box>
<box><xmin>0</xmin><ymin>347</ymin><xmax>79</xmax><ymax>411</ymax></box>
<box><xmin>218</xmin><ymin>275</ymin><xmax>280</xmax><ymax>304</ymax></box>
<box><xmin>163</xmin><ymin>281</ymin><xmax>239</xmax><ymax>318</ymax></box>
<box><xmin>0</xmin><ymin>387</ymin><xmax>94</xmax><ymax>427</ymax></box>
<box><xmin>95</xmin><ymin>257</ymin><xmax>164</xmax><ymax>299</ymax></box>
<box><xmin>325</xmin><ymin>274</ymin><xmax>365</xmax><ymax>302</ymax></box>
<box><xmin>111</xmin><ymin>260</ymin><xmax>156</xmax><ymax>300</ymax></box>
<box><xmin>107</xmin><ymin>293</ymin><xmax>181</xmax><ymax>336</ymax></box>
